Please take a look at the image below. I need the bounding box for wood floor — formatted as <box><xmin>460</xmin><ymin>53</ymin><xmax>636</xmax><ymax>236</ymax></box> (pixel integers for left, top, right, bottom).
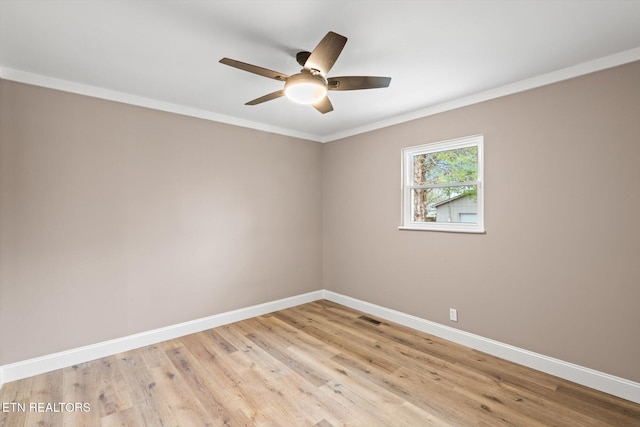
<box><xmin>1</xmin><ymin>300</ymin><xmax>639</xmax><ymax>426</ymax></box>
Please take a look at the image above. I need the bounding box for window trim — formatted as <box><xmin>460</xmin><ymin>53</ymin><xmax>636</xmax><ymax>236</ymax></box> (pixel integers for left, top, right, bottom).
<box><xmin>399</xmin><ymin>135</ymin><xmax>485</xmax><ymax>233</ymax></box>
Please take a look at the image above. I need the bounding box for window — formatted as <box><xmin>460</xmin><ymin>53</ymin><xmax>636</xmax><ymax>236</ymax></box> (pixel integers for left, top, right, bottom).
<box><xmin>400</xmin><ymin>135</ymin><xmax>484</xmax><ymax>233</ymax></box>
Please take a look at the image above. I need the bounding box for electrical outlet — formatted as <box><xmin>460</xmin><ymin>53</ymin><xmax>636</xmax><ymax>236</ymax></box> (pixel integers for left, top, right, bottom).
<box><xmin>449</xmin><ymin>308</ymin><xmax>458</xmax><ymax>322</ymax></box>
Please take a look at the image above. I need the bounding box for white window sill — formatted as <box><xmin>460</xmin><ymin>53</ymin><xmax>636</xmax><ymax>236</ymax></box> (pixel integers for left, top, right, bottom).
<box><xmin>398</xmin><ymin>226</ymin><xmax>486</xmax><ymax>234</ymax></box>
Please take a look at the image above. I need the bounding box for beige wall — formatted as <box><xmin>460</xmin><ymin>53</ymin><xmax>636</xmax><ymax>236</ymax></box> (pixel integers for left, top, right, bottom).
<box><xmin>0</xmin><ymin>80</ymin><xmax>323</xmax><ymax>364</ymax></box>
<box><xmin>1</xmin><ymin>61</ymin><xmax>639</xmax><ymax>384</ymax></box>
<box><xmin>323</xmin><ymin>61</ymin><xmax>640</xmax><ymax>382</ymax></box>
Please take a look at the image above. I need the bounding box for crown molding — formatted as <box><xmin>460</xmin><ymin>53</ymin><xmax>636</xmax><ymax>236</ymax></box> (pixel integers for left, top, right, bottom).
<box><xmin>0</xmin><ymin>68</ymin><xmax>324</xmax><ymax>142</ymax></box>
<box><xmin>2</xmin><ymin>47</ymin><xmax>640</xmax><ymax>143</ymax></box>
<box><xmin>320</xmin><ymin>47</ymin><xmax>640</xmax><ymax>142</ymax></box>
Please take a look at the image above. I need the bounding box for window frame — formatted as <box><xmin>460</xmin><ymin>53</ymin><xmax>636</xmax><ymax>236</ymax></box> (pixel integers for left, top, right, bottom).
<box><xmin>400</xmin><ymin>135</ymin><xmax>485</xmax><ymax>233</ymax></box>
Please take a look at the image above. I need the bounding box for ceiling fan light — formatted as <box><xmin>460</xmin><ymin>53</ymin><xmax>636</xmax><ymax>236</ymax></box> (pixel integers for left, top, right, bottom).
<box><xmin>284</xmin><ymin>73</ymin><xmax>327</xmax><ymax>105</ymax></box>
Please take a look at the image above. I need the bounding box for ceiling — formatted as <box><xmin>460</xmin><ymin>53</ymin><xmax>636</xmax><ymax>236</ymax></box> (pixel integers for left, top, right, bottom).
<box><xmin>1</xmin><ymin>1</ymin><xmax>640</xmax><ymax>142</ymax></box>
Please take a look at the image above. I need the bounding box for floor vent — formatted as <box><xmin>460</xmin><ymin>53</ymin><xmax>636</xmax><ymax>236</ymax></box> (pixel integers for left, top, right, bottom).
<box><xmin>358</xmin><ymin>315</ymin><xmax>382</xmax><ymax>325</ymax></box>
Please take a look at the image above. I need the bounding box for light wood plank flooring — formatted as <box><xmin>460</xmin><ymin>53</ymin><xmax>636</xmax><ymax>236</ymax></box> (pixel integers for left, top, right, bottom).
<box><xmin>1</xmin><ymin>300</ymin><xmax>639</xmax><ymax>426</ymax></box>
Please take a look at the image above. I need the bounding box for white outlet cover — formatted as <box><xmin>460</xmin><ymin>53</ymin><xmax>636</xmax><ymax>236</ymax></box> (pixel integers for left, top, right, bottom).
<box><xmin>449</xmin><ymin>308</ymin><xmax>458</xmax><ymax>322</ymax></box>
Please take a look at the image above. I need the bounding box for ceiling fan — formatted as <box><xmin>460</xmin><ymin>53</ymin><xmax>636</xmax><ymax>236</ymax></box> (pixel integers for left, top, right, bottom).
<box><xmin>219</xmin><ymin>31</ymin><xmax>391</xmax><ymax>114</ymax></box>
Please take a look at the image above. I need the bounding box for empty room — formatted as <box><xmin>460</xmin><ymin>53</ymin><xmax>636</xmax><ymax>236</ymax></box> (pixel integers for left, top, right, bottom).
<box><xmin>1</xmin><ymin>1</ymin><xmax>639</xmax><ymax>425</ymax></box>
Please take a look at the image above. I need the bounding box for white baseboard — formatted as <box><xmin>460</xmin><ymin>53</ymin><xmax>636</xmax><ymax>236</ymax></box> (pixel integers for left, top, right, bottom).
<box><xmin>322</xmin><ymin>290</ymin><xmax>640</xmax><ymax>404</ymax></box>
<box><xmin>0</xmin><ymin>290</ymin><xmax>323</xmax><ymax>387</ymax></box>
<box><xmin>1</xmin><ymin>289</ymin><xmax>638</xmax><ymax>404</ymax></box>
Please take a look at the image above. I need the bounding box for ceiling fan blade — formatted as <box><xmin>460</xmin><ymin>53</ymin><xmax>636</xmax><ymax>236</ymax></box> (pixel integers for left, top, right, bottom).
<box><xmin>313</xmin><ymin>96</ymin><xmax>333</xmax><ymax>114</ymax></box>
<box><xmin>304</xmin><ymin>31</ymin><xmax>347</xmax><ymax>76</ymax></box>
<box><xmin>245</xmin><ymin>90</ymin><xmax>285</xmax><ymax>105</ymax></box>
<box><xmin>219</xmin><ymin>58</ymin><xmax>289</xmax><ymax>81</ymax></box>
<box><xmin>327</xmin><ymin>76</ymin><xmax>392</xmax><ymax>91</ymax></box>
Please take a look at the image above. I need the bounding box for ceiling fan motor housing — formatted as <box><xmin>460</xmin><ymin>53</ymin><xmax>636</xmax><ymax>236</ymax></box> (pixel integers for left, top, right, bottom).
<box><xmin>296</xmin><ymin>51</ymin><xmax>312</xmax><ymax>67</ymax></box>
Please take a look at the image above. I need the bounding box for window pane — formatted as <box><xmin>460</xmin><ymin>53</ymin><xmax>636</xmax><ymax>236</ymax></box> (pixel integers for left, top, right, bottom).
<box><xmin>413</xmin><ymin>147</ymin><xmax>478</xmax><ymax>185</ymax></box>
<box><xmin>412</xmin><ymin>185</ymin><xmax>478</xmax><ymax>223</ymax></box>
